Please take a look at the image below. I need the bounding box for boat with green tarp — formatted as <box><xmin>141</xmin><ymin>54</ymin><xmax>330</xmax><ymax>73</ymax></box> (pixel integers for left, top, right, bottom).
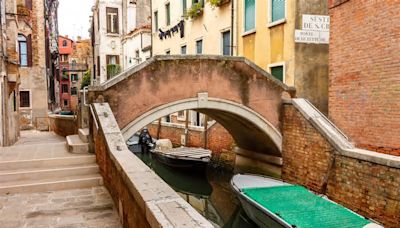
<box><xmin>231</xmin><ymin>174</ymin><xmax>382</xmax><ymax>228</ymax></box>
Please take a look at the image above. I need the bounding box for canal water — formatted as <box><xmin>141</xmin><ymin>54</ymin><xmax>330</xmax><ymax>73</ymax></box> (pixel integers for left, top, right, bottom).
<box><xmin>128</xmin><ymin>143</ymin><xmax>258</xmax><ymax>228</ymax></box>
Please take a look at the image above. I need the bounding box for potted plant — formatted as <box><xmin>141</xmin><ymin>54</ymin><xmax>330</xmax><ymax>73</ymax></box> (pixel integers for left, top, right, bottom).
<box><xmin>185</xmin><ymin>2</ymin><xmax>204</xmax><ymax>19</ymax></box>
<box><xmin>107</xmin><ymin>64</ymin><xmax>121</xmax><ymax>78</ymax></box>
<box><xmin>208</xmin><ymin>0</ymin><xmax>230</xmax><ymax>8</ymax></box>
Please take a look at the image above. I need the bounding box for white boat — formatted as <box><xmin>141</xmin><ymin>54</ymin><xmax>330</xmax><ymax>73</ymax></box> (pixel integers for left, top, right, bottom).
<box><xmin>231</xmin><ymin>174</ymin><xmax>383</xmax><ymax>228</ymax></box>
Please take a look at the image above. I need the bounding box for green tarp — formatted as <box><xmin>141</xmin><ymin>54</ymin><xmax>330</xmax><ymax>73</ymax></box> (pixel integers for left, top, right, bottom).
<box><xmin>242</xmin><ymin>185</ymin><xmax>371</xmax><ymax>228</ymax></box>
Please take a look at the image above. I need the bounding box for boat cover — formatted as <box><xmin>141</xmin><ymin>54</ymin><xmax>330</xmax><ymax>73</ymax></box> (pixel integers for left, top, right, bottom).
<box><xmin>242</xmin><ymin>185</ymin><xmax>372</xmax><ymax>228</ymax></box>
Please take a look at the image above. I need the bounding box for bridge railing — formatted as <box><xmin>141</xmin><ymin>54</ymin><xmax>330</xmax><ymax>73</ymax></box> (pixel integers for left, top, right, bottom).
<box><xmin>89</xmin><ymin>102</ymin><xmax>213</xmax><ymax>228</ymax></box>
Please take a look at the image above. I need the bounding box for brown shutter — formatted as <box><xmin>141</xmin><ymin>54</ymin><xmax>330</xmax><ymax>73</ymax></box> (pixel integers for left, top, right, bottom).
<box><xmin>25</xmin><ymin>0</ymin><xmax>32</xmax><ymax>10</ymax></box>
<box><xmin>106</xmin><ymin>8</ymin><xmax>111</xmax><ymax>33</ymax></box>
<box><xmin>27</xmin><ymin>34</ymin><xmax>32</xmax><ymax>67</ymax></box>
<box><xmin>116</xmin><ymin>55</ymin><xmax>119</xmax><ymax>64</ymax></box>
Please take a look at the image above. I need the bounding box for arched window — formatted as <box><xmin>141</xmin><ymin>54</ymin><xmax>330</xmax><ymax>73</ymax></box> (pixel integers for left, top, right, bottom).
<box><xmin>18</xmin><ymin>35</ymin><xmax>28</xmax><ymax>67</ymax></box>
<box><xmin>62</xmin><ymin>40</ymin><xmax>68</xmax><ymax>47</ymax></box>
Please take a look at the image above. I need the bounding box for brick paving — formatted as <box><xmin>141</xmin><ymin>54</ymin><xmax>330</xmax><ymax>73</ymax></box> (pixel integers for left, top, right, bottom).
<box><xmin>0</xmin><ymin>186</ymin><xmax>121</xmax><ymax>228</ymax></box>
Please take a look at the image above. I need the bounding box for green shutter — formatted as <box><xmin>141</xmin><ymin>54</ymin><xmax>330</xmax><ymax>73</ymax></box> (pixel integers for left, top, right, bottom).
<box><xmin>271</xmin><ymin>0</ymin><xmax>285</xmax><ymax>22</ymax></box>
<box><xmin>244</xmin><ymin>0</ymin><xmax>255</xmax><ymax>32</ymax></box>
<box><xmin>271</xmin><ymin>66</ymin><xmax>284</xmax><ymax>82</ymax></box>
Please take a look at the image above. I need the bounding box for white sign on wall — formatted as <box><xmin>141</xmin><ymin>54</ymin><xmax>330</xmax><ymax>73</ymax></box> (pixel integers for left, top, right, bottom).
<box><xmin>295</xmin><ymin>14</ymin><xmax>330</xmax><ymax>44</ymax></box>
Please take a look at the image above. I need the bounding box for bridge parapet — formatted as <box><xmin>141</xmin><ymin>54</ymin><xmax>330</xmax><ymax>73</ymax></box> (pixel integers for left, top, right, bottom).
<box><xmin>90</xmin><ymin>102</ymin><xmax>213</xmax><ymax>228</ymax></box>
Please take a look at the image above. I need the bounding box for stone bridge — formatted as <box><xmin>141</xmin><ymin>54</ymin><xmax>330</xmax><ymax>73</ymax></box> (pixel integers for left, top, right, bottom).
<box><xmin>89</xmin><ymin>55</ymin><xmax>296</xmax><ymax>157</ymax></box>
<box><xmin>87</xmin><ymin>56</ymin><xmax>399</xmax><ymax>228</ymax></box>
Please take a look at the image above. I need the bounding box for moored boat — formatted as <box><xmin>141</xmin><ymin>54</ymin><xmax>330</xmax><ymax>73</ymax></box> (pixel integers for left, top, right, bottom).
<box><xmin>151</xmin><ymin>139</ymin><xmax>211</xmax><ymax>170</ymax></box>
<box><xmin>231</xmin><ymin>174</ymin><xmax>383</xmax><ymax>228</ymax></box>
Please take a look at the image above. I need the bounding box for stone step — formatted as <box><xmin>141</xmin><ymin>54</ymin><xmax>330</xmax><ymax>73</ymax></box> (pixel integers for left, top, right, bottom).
<box><xmin>0</xmin><ymin>165</ymin><xmax>99</xmax><ymax>183</ymax></box>
<box><xmin>67</xmin><ymin>135</ymin><xmax>89</xmax><ymax>154</ymax></box>
<box><xmin>0</xmin><ymin>174</ymin><xmax>103</xmax><ymax>195</ymax></box>
<box><xmin>0</xmin><ymin>155</ymin><xmax>96</xmax><ymax>171</ymax></box>
<box><xmin>78</xmin><ymin>128</ymin><xmax>89</xmax><ymax>143</ymax></box>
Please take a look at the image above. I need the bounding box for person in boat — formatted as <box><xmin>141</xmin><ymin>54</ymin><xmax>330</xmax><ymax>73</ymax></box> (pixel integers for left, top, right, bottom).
<box><xmin>139</xmin><ymin>127</ymin><xmax>153</xmax><ymax>153</ymax></box>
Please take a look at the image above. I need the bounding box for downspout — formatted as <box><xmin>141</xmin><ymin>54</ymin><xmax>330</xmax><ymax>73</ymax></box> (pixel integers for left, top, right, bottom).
<box><xmin>0</xmin><ymin>0</ymin><xmax>6</xmax><ymax>146</ymax></box>
<box><xmin>150</xmin><ymin>0</ymin><xmax>153</xmax><ymax>57</ymax></box>
<box><xmin>230</xmin><ymin>0</ymin><xmax>234</xmax><ymax>56</ymax></box>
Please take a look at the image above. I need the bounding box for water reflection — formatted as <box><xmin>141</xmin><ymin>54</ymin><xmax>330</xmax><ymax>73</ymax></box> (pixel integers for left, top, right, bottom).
<box><xmin>129</xmin><ymin>146</ymin><xmax>258</xmax><ymax>228</ymax></box>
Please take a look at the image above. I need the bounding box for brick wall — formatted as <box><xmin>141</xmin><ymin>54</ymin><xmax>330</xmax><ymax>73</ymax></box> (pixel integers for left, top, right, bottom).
<box><xmin>147</xmin><ymin>122</ymin><xmax>235</xmax><ymax>155</ymax></box>
<box><xmin>282</xmin><ymin>103</ymin><xmax>400</xmax><ymax>227</ymax></box>
<box><xmin>329</xmin><ymin>0</ymin><xmax>400</xmax><ymax>156</ymax></box>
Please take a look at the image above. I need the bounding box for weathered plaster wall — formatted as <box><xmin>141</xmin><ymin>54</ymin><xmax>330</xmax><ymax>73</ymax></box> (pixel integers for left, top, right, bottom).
<box><xmin>294</xmin><ymin>0</ymin><xmax>329</xmax><ymax>114</ymax></box>
<box><xmin>282</xmin><ymin>101</ymin><xmax>400</xmax><ymax>227</ymax></box>
<box><xmin>18</xmin><ymin>0</ymin><xmax>49</xmax><ymax>130</ymax></box>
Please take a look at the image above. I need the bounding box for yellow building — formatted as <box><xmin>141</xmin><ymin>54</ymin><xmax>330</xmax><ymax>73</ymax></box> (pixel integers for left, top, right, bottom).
<box><xmin>237</xmin><ymin>0</ymin><xmax>329</xmax><ymax>113</ymax></box>
<box><xmin>152</xmin><ymin>0</ymin><xmax>234</xmax><ymax>55</ymax></box>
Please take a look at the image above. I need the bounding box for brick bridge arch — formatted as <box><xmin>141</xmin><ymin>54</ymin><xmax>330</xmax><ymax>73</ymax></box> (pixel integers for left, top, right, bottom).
<box><xmin>89</xmin><ymin>55</ymin><xmax>296</xmax><ymax>156</ymax></box>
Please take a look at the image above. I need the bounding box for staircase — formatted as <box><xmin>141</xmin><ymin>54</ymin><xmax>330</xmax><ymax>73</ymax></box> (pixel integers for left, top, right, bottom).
<box><xmin>0</xmin><ymin>130</ymin><xmax>102</xmax><ymax>195</ymax></box>
<box><xmin>66</xmin><ymin>128</ymin><xmax>90</xmax><ymax>154</ymax></box>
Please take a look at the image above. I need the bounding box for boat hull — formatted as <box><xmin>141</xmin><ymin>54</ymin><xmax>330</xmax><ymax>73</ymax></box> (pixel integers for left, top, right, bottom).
<box><xmin>151</xmin><ymin>151</ymin><xmax>208</xmax><ymax>170</ymax></box>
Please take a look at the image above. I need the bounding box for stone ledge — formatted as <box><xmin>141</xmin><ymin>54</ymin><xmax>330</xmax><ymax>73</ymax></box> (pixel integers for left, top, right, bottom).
<box><xmin>49</xmin><ymin>114</ymin><xmax>75</xmax><ymax>120</ymax></box>
<box><xmin>92</xmin><ymin>103</ymin><xmax>213</xmax><ymax>227</ymax></box>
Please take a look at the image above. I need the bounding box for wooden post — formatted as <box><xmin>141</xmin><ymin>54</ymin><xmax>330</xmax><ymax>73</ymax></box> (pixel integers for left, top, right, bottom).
<box><xmin>156</xmin><ymin>118</ymin><xmax>162</xmax><ymax>139</ymax></box>
<box><xmin>203</xmin><ymin>115</ymin><xmax>208</xmax><ymax>149</ymax></box>
<box><xmin>185</xmin><ymin>110</ymin><xmax>189</xmax><ymax>146</ymax></box>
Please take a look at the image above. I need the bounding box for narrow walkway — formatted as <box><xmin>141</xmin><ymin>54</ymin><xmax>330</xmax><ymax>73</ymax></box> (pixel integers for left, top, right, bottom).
<box><xmin>0</xmin><ymin>130</ymin><xmax>122</xmax><ymax>228</ymax></box>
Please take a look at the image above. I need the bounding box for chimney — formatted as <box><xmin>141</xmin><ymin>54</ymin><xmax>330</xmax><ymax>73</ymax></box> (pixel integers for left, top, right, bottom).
<box><xmin>77</xmin><ymin>36</ymin><xmax>81</xmax><ymax>41</ymax></box>
<box><xmin>65</xmin><ymin>35</ymin><xmax>68</xmax><ymax>38</ymax></box>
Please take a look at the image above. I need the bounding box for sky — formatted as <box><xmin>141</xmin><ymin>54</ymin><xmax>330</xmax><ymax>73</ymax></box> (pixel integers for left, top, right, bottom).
<box><xmin>58</xmin><ymin>0</ymin><xmax>95</xmax><ymax>40</ymax></box>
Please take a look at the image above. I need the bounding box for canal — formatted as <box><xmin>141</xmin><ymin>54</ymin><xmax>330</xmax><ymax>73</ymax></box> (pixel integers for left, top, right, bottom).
<box><xmin>128</xmin><ymin>144</ymin><xmax>258</xmax><ymax>228</ymax></box>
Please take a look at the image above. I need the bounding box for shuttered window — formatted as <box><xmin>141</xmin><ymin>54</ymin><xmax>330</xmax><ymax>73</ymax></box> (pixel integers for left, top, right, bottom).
<box><xmin>271</xmin><ymin>0</ymin><xmax>285</xmax><ymax>22</ymax></box>
<box><xmin>182</xmin><ymin>0</ymin><xmax>187</xmax><ymax>15</ymax></box>
<box><xmin>181</xmin><ymin>45</ymin><xmax>187</xmax><ymax>54</ymax></box>
<box><xmin>271</xmin><ymin>65</ymin><xmax>284</xmax><ymax>82</ymax></box>
<box><xmin>154</xmin><ymin>11</ymin><xmax>158</xmax><ymax>31</ymax></box>
<box><xmin>62</xmin><ymin>84</ymin><xmax>69</xmax><ymax>93</ymax></box>
<box><xmin>222</xmin><ymin>30</ymin><xmax>231</xmax><ymax>56</ymax></box>
<box><xmin>106</xmin><ymin>7</ymin><xmax>119</xmax><ymax>34</ymax></box>
<box><xmin>196</xmin><ymin>39</ymin><xmax>203</xmax><ymax>54</ymax></box>
<box><xmin>165</xmin><ymin>3</ymin><xmax>170</xmax><ymax>26</ymax></box>
<box><xmin>244</xmin><ymin>0</ymin><xmax>255</xmax><ymax>32</ymax></box>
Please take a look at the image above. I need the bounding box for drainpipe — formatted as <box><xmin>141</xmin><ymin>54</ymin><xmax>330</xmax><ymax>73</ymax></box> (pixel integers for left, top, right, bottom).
<box><xmin>230</xmin><ymin>0</ymin><xmax>234</xmax><ymax>56</ymax></box>
<box><xmin>150</xmin><ymin>0</ymin><xmax>153</xmax><ymax>57</ymax></box>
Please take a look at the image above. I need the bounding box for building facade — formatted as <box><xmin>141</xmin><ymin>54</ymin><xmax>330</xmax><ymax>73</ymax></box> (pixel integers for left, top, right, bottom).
<box><xmin>91</xmin><ymin>0</ymin><xmax>151</xmax><ymax>85</ymax></box>
<box><xmin>236</xmin><ymin>0</ymin><xmax>329</xmax><ymax>114</ymax></box>
<box><xmin>59</xmin><ymin>36</ymin><xmax>74</xmax><ymax>111</ymax></box>
<box><xmin>0</xmin><ymin>0</ymin><xmax>20</xmax><ymax>146</ymax></box>
<box><xmin>329</xmin><ymin>0</ymin><xmax>400</xmax><ymax>156</ymax></box>
<box><xmin>17</xmin><ymin>0</ymin><xmax>56</xmax><ymax>130</ymax></box>
<box><xmin>152</xmin><ymin>0</ymin><xmax>234</xmax><ymax>56</ymax></box>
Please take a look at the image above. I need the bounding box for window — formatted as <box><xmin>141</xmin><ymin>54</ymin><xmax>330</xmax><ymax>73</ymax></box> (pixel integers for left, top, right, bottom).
<box><xmin>106</xmin><ymin>7</ymin><xmax>119</xmax><ymax>34</ymax></box>
<box><xmin>62</xmin><ymin>40</ymin><xmax>68</xmax><ymax>47</ymax></box>
<box><xmin>165</xmin><ymin>3</ymin><xmax>170</xmax><ymax>26</ymax></box>
<box><xmin>270</xmin><ymin>65</ymin><xmax>284</xmax><ymax>82</ymax></box>
<box><xmin>154</xmin><ymin>11</ymin><xmax>158</xmax><ymax>31</ymax></box>
<box><xmin>177</xmin><ymin>110</ymin><xmax>186</xmax><ymax>121</ymax></box>
<box><xmin>181</xmin><ymin>45</ymin><xmax>187</xmax><ymax>54</ymax></box>
<box><xmin>222</xmin><ymin>30</ymin><xmax>231</xmax><ymax>56</ymax></box>
<box><xmin>196</xmin><ymin>39</ymin><xmax>203</xmax><ymax>54</ymax></box>
<box><xmin>71</xmin><ymin>87</ymin><xmax>77</xmax><ymax>95</ymax></box>
<box><xmin>106</xmin><ymin>55</ymin><xmax>119</xmax><ymax>65</ymax></box>
<box><xmin>135</xmin><ymin>50</ymin><xmax>140</xmax><ymax>64</ymax></box>
<box><xmin>18</xmin><ymin>34</ymin><xmax>31</xmax><ymax>67</ymax></box>
<box><xmin>271</xmin><ymin>0</ymin><xmax>285</xmax><ymax>23</ymax></box>
<box><xmin>165</xmin><ymin>50</ymin><xmax>171</xmax><ymax>55</ymax></box>
<box><xmin>97</xmin><ymin>56</ymin><xmax>100</xmax><ymax>77</ymax></box>
<box><xmin>60</xmin><ymin>54</ymin><xmax>69</xmax><ymax>62</ymax></box>
<box><xmin>165</xmin><ymin>115</ymin><xmax>171</xmax><ymax>123</ymax></box>
<box><xmin>71</xmin><ymin>74</ymin><xmax>78</xmax><ymax>81</ymax></box>
<box><xmin>20</xmin><ymin>91</ymin><xmax>30</xmax><ymax>108</ymax></box>
<box><xmin>192</xmin><ymin>0</ymin><xmax>204</xmax><ymax>7</ymax></box>
<box><xmin>62</xmin><ymin>84</ymin><xmax>69</xmax><ymax>93</ymax></box>
<box><xmin>106</xmin><ymin>55</ymin><xmax>120</xmax><ymax>79</ymax></box>
<box><xmin>64</xmin><ymin>99</ymin><xmax>68</xmax><ymax>106</ymax></box>
<box><xmin>244</xmin><ymin>0</ymin><xmax>255</xmax><ymax>32</ymax></box>
<box><xmin>182</xmin><ymin>0</ymin><xmax>187</xmax><ymax>15</ymax></box>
